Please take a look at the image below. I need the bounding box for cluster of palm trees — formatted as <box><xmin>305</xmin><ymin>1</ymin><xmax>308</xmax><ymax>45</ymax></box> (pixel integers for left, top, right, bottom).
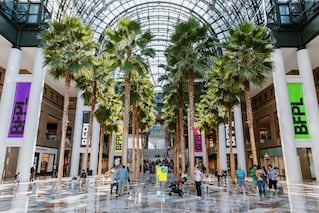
<box><xmin>161</xmin><ymin>20</ymin><xmax>274</xmax><ymax>182</ymax></box>
<box><xmin>39</xmin><ymin>16</ymin><xmax>156</xmax><ymax>184</ymax></box>
<box><xmin>39</xmin><ymin>15</ymin><xmax>274</xmax><ymax>185</ymax></box>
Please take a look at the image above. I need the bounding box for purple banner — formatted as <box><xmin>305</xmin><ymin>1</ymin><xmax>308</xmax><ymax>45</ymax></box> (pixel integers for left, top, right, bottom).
<box><xmin>8</xmin><ymin>82</ymin><xmax>31</xmax><ymax>138</ymax></box>
<box><xmin>194</xmin><ymin>127</ymin><xmax>202</xmax><ymax>152</ymax></box>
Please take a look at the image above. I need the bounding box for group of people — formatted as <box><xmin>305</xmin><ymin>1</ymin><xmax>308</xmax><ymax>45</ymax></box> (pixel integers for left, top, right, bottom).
<box><xmin>235</xmin><ymin>164</ymin><xmax>279</xmax><ymax>197</ymax></box>
<box><xmin>250</xmin><ymin>164</ymin><xmax>279</xmax><ymax>197</ymax></box>
<box><xmin>109</xmin><ymin>165</ymin><xmax>130</xmax><ymax>196</ymax></box>
<box><xmin>75</xmin><ymin>162</ymin><xmax>278</xmax><ymax>199</ymax></box>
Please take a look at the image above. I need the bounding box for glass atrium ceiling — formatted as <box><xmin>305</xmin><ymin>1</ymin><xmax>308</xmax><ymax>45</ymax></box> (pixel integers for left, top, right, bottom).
<box><xmin>48</xmin><ymin>0</ymin><xmax>267</xmax><ymax>92</ymax></box>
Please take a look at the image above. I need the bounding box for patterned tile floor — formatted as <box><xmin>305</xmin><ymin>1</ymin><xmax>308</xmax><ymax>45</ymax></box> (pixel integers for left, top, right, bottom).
<box><xmin>0</xmin><ymin>174</ymin><xmax>318</xmax><ymax>212</ymax></box>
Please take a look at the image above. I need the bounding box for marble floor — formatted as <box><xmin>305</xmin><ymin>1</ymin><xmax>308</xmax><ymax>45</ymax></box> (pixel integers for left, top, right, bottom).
<box><xmin>0</xmin><ymin>174</ymin><xmax>318</xmax><ymax>212</ymax></box>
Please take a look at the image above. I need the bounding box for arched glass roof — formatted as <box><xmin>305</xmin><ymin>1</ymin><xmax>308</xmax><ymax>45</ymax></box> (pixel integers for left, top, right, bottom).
<box><xmin>48</xmin><ymin>0</ymin><xmax>267</xmax><ymax>92</ymax></box>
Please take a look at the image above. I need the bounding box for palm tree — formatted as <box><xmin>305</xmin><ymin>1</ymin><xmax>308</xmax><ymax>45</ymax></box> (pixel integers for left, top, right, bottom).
<box><xmin>166</xmin><ymin>17</ymin><xmax>216</xmax><ymax>181</ymax></box>
<box><xmin>222</xmin><ymin>22</ymin><xmax>274</xmax><ymax>165</ymax></box>
<box><xmin>130</xmin><ymin>75</ymin><xmax>156</xmax><ymax>179</ymax></box>
<box><xmin>195</xmin><ymin>93</ymin><xmax>224</xmax><ymax>177</ymax></box>
<box><xmin>136</xmin><ymin>89</ymin><xmax>156</xmax><ymax>178</ymax></box>
<box><xmin>103</xmin><ymin>17</ymin><xmax>155</xmax><ymax>167</ymax></box>
<box><xmin>159</xmin><ymin>71</ymin><xmax>186</xmax><ymax>176</ymax></box>
<box><xmin>74</xmin><ymin>56</ymin><xmax>109</xmax><ymax>172</ymax></box>
<box><xmin>208</xmin><ymin>57</ymin><xmax>243</xmax><ymax>182</ymax></box>
<box><xmin>95</xmin><ymin>102</ymin><xmax>121</xmax><ymax>180</ymax></box>
<box><xmin>138</xmin><ymin>104</ymin><xmax>156</xmax><ymax>176</ymax></box>
<box><xmin>94</xmin><ymin>73</ymin><xmax>122</xmax><ymax>180</ymax></box>
<box><xmin>161</xmin><ymin>92</ymin><xmax>180</xmax><ymax>175</ymax></box>
<box><xmin>39</xmin><ymin>16</ymin><xmax>96</xmax><ymax>184</ymax></box>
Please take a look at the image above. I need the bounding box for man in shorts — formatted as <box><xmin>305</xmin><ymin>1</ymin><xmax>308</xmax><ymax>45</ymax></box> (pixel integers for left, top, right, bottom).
<box><xmin>235</xmin><ymin>165</ymin><xmax>246</xmax><ymax>194</ymax></box>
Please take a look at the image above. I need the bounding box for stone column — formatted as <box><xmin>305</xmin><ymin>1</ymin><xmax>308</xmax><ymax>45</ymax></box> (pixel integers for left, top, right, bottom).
<box><xmin>272</xmin><ymin>48</ymin><xmax>301</xmax><ymax>184</ymax></box>
<box><xmin>234</xmin><ymin>105</ymin><xmax>246</xmax><ymax>174</ymax></box>
<box><xmin>89</xmin><ymin>117</ymin><xmax>100</xmax><ymax>175</ymax></box>
<box><xmin>17</xmin><ymin>48</ymin><xmax>46</xmax><ymax>182</ymax></box>
<box><xmin>218</xmin><ymin>123</ymin><xmax>227</xmax><ymax>172</ymax></box>
<box><xmin>70</xmin><ymin>92</ymin><xmax>84</xmax><ymax>177</ymax></box>
<box><xmin>297</xmin><ymin>48</ymin><xmax>319</xmax><ymax>182</ymax></box>
<box><xmin>0</xmin><ymin>47</ymin><xmax>21</xmax><ymax>182</ymax></box>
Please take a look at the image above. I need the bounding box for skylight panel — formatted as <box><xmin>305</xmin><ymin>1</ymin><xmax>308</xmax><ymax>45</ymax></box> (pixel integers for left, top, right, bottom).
<box><xmin>68</xmin><ymin>0</ymin><xmax>268</xmax><ymax>92</ymax></box>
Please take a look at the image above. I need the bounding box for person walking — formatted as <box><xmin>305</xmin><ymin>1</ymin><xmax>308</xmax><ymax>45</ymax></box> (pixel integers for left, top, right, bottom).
<box><xmin>235</xmin><ymin>165</ymin><xmax>246</xmax><ymax>194</ymax></box>
<box><xmin>116</xmin><ymin>165</ymin><xmax>129</xmax><ymax>196</ymax></box>
<box><xmin>250</xmin><ymin>165</ymin><xmax>258</xmax><ymax>194</ymax></box>
<box><xmin>110</xmin><ymin>167</ymin><xmax>118</xmax><ymax>195</ymax></box>
<box><xmin>267</xmin><ymin>164</ymin><xmax>279</xmax><ymax>195</ymax></box>
<box><xmin>194</xmin><ymin>165</ymin><xmax>202</xmax><ymax>198</ymax></box>
<box><xmin>257</xmin><ymin>165</ymin><xmax>267</xmax><ymax>197</ymax></box>
<box><xmin>30</xmin><ymin>166</ymin><xmax>35</xmax><ymax>182</ymax></box>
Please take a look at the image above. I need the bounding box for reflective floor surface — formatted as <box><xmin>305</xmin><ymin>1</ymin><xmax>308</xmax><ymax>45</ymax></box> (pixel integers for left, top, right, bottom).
<box><xmin>0</xmin><ymin>174</ymin><xmax>318</xmax><ymax>212</ymax></box>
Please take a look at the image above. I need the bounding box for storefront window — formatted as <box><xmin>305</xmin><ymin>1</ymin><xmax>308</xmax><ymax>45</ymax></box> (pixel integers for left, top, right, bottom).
<box><xmin>257</xmin><ymin>116</ymin><xmax>271</xmax><ymax>143</ymax></box>
<box><xmin>46</xmin><ymin>115</ymin><xmax>58</xmax><ymax>141</ymax></box>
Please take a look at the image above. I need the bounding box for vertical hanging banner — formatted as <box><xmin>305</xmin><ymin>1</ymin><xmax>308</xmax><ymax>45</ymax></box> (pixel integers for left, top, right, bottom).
<box><xmin>8</xmin><ymin>82</ymin><xmax>31</xmax><ymax>138</ymax></box>
<box><xmin>225</xmin><ymin>112</ymin><xmax>236</xmax><ymax>147</ymax></box>
<box><xmin>114</xmin><ymin>131</ymin><xmax>123</xmax><ymax>153</ymax></box>
<box><xmin>81</xmin><ymin>111</ymin><xmax>90</xmax><ymax>147</ymax></box>
<box><xmin>287</xmin><ymin>83</ymin><xmax>310</xmax><ymax>139</ymax></box>
<box><xmin>194</xmin><ymin>127</ymin><xmax>202</xmax><ymax>152</ymax></box>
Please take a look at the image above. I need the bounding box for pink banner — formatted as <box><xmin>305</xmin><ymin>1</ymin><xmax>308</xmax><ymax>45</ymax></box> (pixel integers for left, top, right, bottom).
<box><xmin>194</xmin><ymin>127</ymin><xmax>202</xmax><ymax>152</ymax></box>
<box><xmin>8</xmin><ymin>82</ymin><xmax>31</xmax><ymax>138</ymax></box>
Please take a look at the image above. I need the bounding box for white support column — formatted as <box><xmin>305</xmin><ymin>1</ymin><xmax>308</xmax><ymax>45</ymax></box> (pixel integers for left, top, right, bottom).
<box><xmin>272</xmin><ymin>48</ymin><xmax>301</xmax><ymax>184</ymax></box>
<box><xmin>297</xmin><ymin>48</ymin><xmax>319</xmax><ymax>182</ymax></box>
<box><xmin>0</xmin><ymin>47</ymin><xmax>21</xmax><ymax>182</ymax></box>
<box><xmin>70</xmin><ymin>92</ymin><xmax>84</xmax><ymax>177</ymax></box>
<box><xmin>89</xmin><ymin>117</ymin><xmax>100</xmax><ymax>176</ymax></box>
<box><xmin>234</xmin><ymin>105</ymin><xmax>246</xmax><ymax>174</ymax></box>
<box><xmin>218</xmin><ymin>123</ymin><xmax>227</xmax><ymax>172</ymax></box>
<box><xmin>17</xmin><ymin>48</ymin><xmax>46</xmax><ymax>182</ymax></box>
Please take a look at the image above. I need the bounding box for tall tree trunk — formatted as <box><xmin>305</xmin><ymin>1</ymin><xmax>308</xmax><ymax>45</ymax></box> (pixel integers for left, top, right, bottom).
<box><xmin>132</xmin><ymin>104</ymin><xmax>137</xmax><ymax>179</ymax></box>
<box><xmin>83</xmin><ymin>80</ymin><xmax>98</xmax><ymax>171</ymax></box>
<box><xmin>98</xmin><ymin>123</ymin><xmax>105</xmax><ymax>181</ymax></box>
<box><xmin>244</xmin><ymin>81</ymin><xmax>258</xmax><ymax>165</ymax></box>
<box><xmin>216</xmin><ymin>128</ymin><xmax>221</xmax><ymax>173</ymax></box>
<box><xmin>205</xmin><ymin>131</ymin><xmax>209</xmax><ymax>177</ymax></box>
<box><xmin>123</xmin><ymin>73</ymin><xmax>131</xmax><ymax>167</ymax></box>
<box><xmin>178</xmin><ymin>81</ymin><xmax>185</xmax><ymax>175</ymax></box>
<box><xmin>136</xmin><ymin>120</ymin><xmax>140</xmax><ymax>179</ymax></box>
<box><xmin>108</xmin><ymin>133</ymin><xmax>113</xmax><ymax>172</ymax></box>
<box><xmin>141</xmin><ymin>133</ymin><xmax>145</xmax><ymax>176</ymax></box>
<box><xmin>188</xmin><ymin>70</ymin><xmax>195</xmax><ymax>182</ymax></box>
<box><xmin>57</xmin><ymin>72</ymin><xmax>71</xmax><ymax>185</ymax></box>
<box><xmin>174</xmin><ymin>120</ymin><xmax>179</xmax><ymax>176</ymax></box>
<box><xmin>228</xmin><ymin>107</ymin><xmax>236</xmax><ymax>183</ymax></box>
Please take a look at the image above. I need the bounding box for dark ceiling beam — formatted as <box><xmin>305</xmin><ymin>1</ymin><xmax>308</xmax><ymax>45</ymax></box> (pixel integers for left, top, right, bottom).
<box><xmin>300</xmin><ymin>10</ymin><xmax>319</xmax><ymax>45</ymax></box>
<box><xmin>271</xmin><ymin>30</ymin><xmax>301</xmax><ymax>48</ymax></box>
<box><xmin>0</xmin><ymin>12</ymin><xmax>18</xmax><ymax>46</ymax></box>
<box><xmin>271</xmin><ymin>10</ymin><xmax>319</xmax><ymax>48</ymax></box>
<box><xmin>0</xmin><ymin>13</ymin><xmax>43</xmax><ymax>47</ymax></box>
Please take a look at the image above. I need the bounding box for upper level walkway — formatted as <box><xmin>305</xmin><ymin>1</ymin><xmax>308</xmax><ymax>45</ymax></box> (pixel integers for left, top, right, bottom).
<box><xmin>0</xmin><ymin>173</ymin><xmax>318</xmax><ymax>212</ymax></box>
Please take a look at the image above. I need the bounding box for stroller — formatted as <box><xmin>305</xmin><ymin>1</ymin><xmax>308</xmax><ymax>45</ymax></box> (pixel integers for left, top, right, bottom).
<box><xmin>168</xmin><ymin>181</ymin><xmax>184</xmax><ymax>197</ymax></box>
